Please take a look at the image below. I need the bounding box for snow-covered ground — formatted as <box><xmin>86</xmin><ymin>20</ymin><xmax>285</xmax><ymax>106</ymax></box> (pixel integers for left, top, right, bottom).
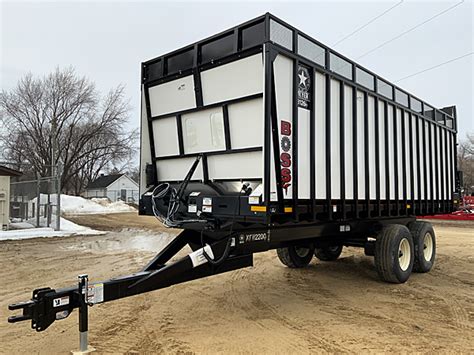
<box><xmin>32</xmin><ymin>194</ymin><xmax>136</xmax><ymax>215</ymax></box>
<box><xmin>2</xmin><ymin>215</ymin><xmax>104</xmax><ymax>241</ymax></box>
<box><xmin>1</xmin><ymin>195</ymin><xmax>135</xmax><ymax>241</ymax></box>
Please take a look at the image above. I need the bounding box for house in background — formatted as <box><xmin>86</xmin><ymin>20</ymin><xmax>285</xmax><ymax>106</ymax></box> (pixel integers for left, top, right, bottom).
<box><xmin>0</xmin><ymin>165</ymin><xmax>22</xmax><ymax>230</ymax></box>
<box><xmin>84</xmin><ymin>174</ymin><xmax>139</xmax><ymax>203</ymax></box>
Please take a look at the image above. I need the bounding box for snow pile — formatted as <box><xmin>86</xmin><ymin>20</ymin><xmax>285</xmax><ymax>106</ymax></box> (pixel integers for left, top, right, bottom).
<box><xmin>2</xmin><ymin>215</ymin><xmax>104</xmax><ymax>241</ymax></box>
<box><xmin>32</xmin><ymin>194</ymin><xmax>136</xmax><ymax>215</ymax></box>
<box><xmin>2</xmin><ymin>195</ymin><xmax>135</xmax><ymax>241</ymax></box>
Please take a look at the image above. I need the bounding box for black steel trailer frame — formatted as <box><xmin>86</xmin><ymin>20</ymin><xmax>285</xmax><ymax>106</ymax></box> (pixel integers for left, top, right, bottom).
<box><xmin>8</xmin><ymin>13</ymin><xmax>458</xmax><ymax>349</ymax></box>
<box><xmin>8</xmin><ymin>215</ymin><xmax>412</xmax><ymax>331</ymax></box>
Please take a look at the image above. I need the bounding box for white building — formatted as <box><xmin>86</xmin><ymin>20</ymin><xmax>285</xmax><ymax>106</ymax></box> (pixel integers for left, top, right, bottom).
<box><xmin>0</xmin><ymin>165</ymin><xmax>22</xmax><ymax>230</ymax></box>
<box><xmin>84</xmin><ymin>174</ymin><xmax>139</xmax><ymax>203</ymax></box>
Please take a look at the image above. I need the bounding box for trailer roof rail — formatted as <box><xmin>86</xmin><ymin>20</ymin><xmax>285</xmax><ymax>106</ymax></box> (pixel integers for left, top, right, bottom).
<box><xmin>141</xmin><ymin>12</ymin><xmax>456</xmax><ymax>131</ymax></box>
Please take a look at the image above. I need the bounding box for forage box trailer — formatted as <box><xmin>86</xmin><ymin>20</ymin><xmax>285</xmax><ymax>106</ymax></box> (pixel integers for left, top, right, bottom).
<box><xmin>9</xmin><ymin>13</ymin><xmax>459</xmax><ymax>346</ymax></box>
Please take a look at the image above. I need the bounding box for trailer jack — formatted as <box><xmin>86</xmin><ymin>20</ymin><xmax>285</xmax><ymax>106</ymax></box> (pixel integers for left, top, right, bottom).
<box><xmin>8</xmin><ymin>230</ymin><xmax>253</xmax><ymax>350</ymax></box>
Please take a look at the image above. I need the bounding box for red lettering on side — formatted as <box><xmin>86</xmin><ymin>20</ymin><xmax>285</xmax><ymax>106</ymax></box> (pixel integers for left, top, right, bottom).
<box><xmin>281</xmin><ymin>153</ymin><xmax>291</xmax><ymax>167</ymax></box>
<box><xmin>281</xmin><ymin>121</ymin><xmax>291</xmax><ymax>136</ymax></box>
<box><xmin>281</xmin><ymin>168</ymin><xmax>291</xmax><ymax>183</ymax></box>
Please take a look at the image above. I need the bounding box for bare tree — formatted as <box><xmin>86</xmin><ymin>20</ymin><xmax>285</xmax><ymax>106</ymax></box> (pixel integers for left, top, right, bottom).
<box><xmin>458</xmin><ymin>133</ymin><xmax>474</xmax><ymax>195</ymax></box>
<box><xmin>0</xmin><ymin>67</ymin><xmax>137</xmax><ymax>194</ymax></box>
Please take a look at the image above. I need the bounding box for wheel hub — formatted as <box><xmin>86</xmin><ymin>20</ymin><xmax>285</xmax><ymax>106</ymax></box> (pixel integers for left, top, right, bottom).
<box><xmin>398</xmin><ymin>238</ymin><xmax>411</xmax><ymax>271</ymax></box>
<box><xmin>423</xmin><ymin>232</ymin><xmax>433</xmax><ymax>261</ymax></box>
<box><xmin>295</xmin><ymin>247</ymin><xmax>310</xmax><ymax>258</ymax></box>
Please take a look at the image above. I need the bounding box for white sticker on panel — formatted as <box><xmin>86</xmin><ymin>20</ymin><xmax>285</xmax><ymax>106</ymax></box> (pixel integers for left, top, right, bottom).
<box><xmin>53</xmin><ymin>296</ymin><xmax>69</xmax><ymax>308</ymax></box>
<box><xmin>202</xmin><ymin>205</ymin><xmax>212</xmax><ymax>213</ymax></box>
<box><xmin>189</xmin><ymin>245</ymin><xmax>214</xmax><ymax>268</ymax></box>
<box><xmin>87</xmin><ymin>283</ymin><xmax>104</xmax><ymax>304</ymax></box>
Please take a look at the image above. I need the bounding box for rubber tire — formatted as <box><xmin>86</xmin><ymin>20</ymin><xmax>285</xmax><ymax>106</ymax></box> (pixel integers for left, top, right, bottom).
<box><xmin>374</xmin><ymin>225</ymin><xmax>414</xmax><ymax>283</ymax></box>
<box><xmin>314</xmin><ymin>245</ymin><xmax>343</xmax><ymax>261</ymax></box>
<box><xmin>277</xmin><ymin>245</ymin><xmax>315</xmax><ymax>268</ymax></box>
<box><xmin>408</xmin><ymin>221</ymin><xmax>436</xmax><ymax>273</ymax></box>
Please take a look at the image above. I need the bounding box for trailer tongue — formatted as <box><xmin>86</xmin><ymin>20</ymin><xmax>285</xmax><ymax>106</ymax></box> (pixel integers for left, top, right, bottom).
<box><xmin>8</xmin><ymin>233</ymin><xmax>252</xmax><ymax>331</ymax></box>
<box><xmin>8</xmin><ymin>12</ymin><xmax>458</xmax><ymax>350</ymax></box>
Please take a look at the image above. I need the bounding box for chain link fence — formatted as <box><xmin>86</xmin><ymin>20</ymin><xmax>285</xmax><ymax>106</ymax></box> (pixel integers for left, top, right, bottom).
<box><xmin>84</xmin><ymin>189</ymin><xmax>139</xmax><ymax>203</ymax></box>
<box><xmin>10</xmin><ymin>175</ymin><xmax>60</xmax><ymax>230</ymax></box>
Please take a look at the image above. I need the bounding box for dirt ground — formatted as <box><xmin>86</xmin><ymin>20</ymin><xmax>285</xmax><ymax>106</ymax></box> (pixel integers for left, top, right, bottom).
<box><xmin>1</xmin><ymin>213</ymin><xmax>473</xmax><ymax>354</ymax></box>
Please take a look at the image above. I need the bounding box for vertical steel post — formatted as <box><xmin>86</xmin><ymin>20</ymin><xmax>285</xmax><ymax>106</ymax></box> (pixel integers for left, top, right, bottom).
<box><xmin>36</xmin><ymin>173</ymin><xmax>41</xmax><ymax>228</ymax></box>
<box><xmin>47</xmin><ymin>191</ymin><xmax>51</xmax><ymax>228</ymax></box>
<box><xmin>56</xmin><ymin>162</ymin><xmax>61</xmax><ymax>231</ymax></box>
<box><xmin>78</xmin><ymin>274</ymin><xmax>89</xmax><ymax>352</ymax></box>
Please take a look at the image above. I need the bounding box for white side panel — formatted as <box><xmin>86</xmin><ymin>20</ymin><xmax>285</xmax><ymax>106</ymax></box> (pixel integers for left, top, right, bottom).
<box><xmin>378</xmin><ymin>100</ymin><xmax>386</xmax><ymax>200</ymax></box>
<box><xmin>425</xmin><ymin>121</ymin><xmax>431</xmax><ymax>199</ymax></box>
<box><xmin>451</xmin><ymin>133</ymin><xmax>455</xmax><ymax>198</ymax></box>
<box><xmin>208</xmin><ymin>152</ymin><xmax>262</xmax><ymax>180</ymax></box>
<box><xmin>298</xmin><ymin>107</ymin><xmax>311</xmax><ymax>199</ymax></box>
<box><xmin>396</xmin><ymin>108</ymin><xmax>403</xmax><ymax>200</ymax></box>
<box><xmin>411</xmin><ymin>115</ymin><xmax>418</xmax><ymax>200</ymax></box>
<box><xmin>441</xmin><ymin>129</ymin><xmax>447</xmax><ymax>199</ymax></box>
<box><xmin>315</xmin><ymin>72</ymin><xmax>326</xmax><ymax>199</ymax></box>
<box><xmin>182</xmin><ymin>107</ymin><xmax>225</xmax><ymax>154</ymax></box>
<box><xmin>418</xmin><ymin>118</ymin><xmax>425</xmax><ymax>200</ymax></box>
<box><xmin>357</xmin><ymin>90</ymin><xmax>365</xmax><ymax>200</ymax></box>
<box><xmin>156</xmin><ymin>158</ymin><xmax>203</xmax><ymax>182</ymax></box>
<box><xmin>387</xmin><ymin>105</ymin><xmax>395</xmax><ymax>200</ymax></box>
<box><xmin>228</xmin><ymin>98</ymin><xmax>263</xmax><ymax>149</ymax></box>
<box><xmin>148</xmin><ymin>75</ymin><xmax>196</xmax><ymax>117</ymax></box>
<box><xmin>431</xmin><ymin>123</ymin><xmax>437</xmax><ymax>200</ymax></box>
<box><xmin>152</xmin><ymin>117</ymin><xmax>179</xmax><ymax>157</ymax></box>
<box><xmin>447</xmin><ymin>132</ymin><xmax>452</xmax><ymax>199</ymax></box>
<box><xmin>344</xmin><ymin>86</ymin><xmax>354</xmax><ymax>200</ymax></box>
<box><xmin>273</xmin><ymin>55</ymin><xmax>293</xmax><ymax>200</ymax></box>
<box><xmin>140</xmin><ymin>87</ymin><xmax>152</xmax><ymax>195</ymax></box>
<box><xmin>404</xmin><ymin>111</ymin><xmax>411</xmax><ymax>199</ymax></box>
<box><xmin>368</xmin><ymin>96</ymin><xmax>376</xmax><ymax>200</ymax></box>
<box><xmin>201</xmin><ymin>54</ymin><xmax>263</xmax><ymax>106</ymax></box>
<box><xmin>437</xmin><ymin>126</ymin><xmax>442</xmax><ymax>199</ymax></box>
<box><xmin>270</xmin><ymin>132</ymin><xmax>277</xmax><ymax>201</ymax></box>
<box><xmin>330</xmin><ymin>79</ymin><xmax>341</xmax><ymax>200</ymax></box>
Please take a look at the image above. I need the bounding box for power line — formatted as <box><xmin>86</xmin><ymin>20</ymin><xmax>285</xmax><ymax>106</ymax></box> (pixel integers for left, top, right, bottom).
<box><xmin>333</xmin><ymin>0</ymin><xmax>404</xmax><ymax>47</ymax></box>
<box><xmin>356</xmin><ymin>0</ymin><xmax>465</xmax><ymax>60</ymax></box>
<box><xmin>394</xmin><ymin>52</ymin><xmax>473</xmax><ymax>82</ymax></box>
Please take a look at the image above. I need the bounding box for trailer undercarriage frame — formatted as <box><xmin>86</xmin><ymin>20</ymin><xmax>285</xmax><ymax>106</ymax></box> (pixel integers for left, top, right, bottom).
<box><xmin>8</xmin><ymin>216</ymin><xmax>413</xmax><ymax>338</ymax></box>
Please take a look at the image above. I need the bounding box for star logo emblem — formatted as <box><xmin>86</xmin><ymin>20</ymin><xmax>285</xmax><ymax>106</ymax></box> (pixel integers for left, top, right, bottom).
<box><xmin>298</xmin><ymin>70</ymin><xmax>308</xmax><ymax>89</ymax></box>
<box><xmin>297</xmin><ymin>67</ymin><xmax>311</xmax><ymax>91</ymax></box>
